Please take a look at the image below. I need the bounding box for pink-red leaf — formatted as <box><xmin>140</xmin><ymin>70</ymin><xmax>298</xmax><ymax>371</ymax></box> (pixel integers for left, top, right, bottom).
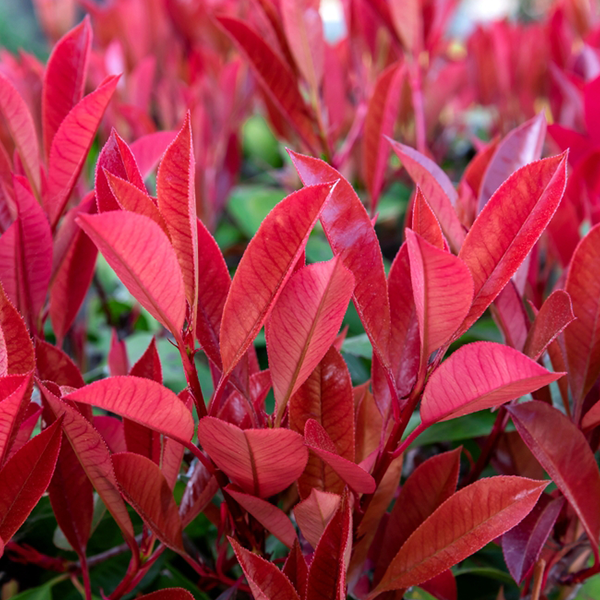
<box><xmin>268</xmin><ymin>257</ymin><xmax>354</xmax><ymax>424</ymax></box>
<box><xmin>564</xmin><ymin>224</ymin><xmax>600</xmax><ymax>404</ymax></box>
<box><xmin>523</xmin><ymin>290</ymin><xmax>575</xmax><ymax>360</ymax></box>
<box><xmin>230</xmin><ymin>537</ymin><xmax>302</xmax><ymax>600</ymax></box>
<box><xmin>294</xmin><ymin>489</ymin><xmax>340</xmax><ymax>548</ymax></box>
<box><xmin>389</xmin><ymin>140</ymin><xmax>464</xmax><ymax>252</ymax></box>
<box><xmin>0</xmin><ymin>373</ymin><xmax>33</xmax><ymax>466</ymax></box>
<box><xmin>64</xmin><ymin>377</ymin><xmax>194</xmax><ymax>445</ymax></box>
<box><xmin>217</xmin><ymin>16</ymin><xmax>320</xmax><ymax>153</ymax></box>
<box><xmin>411</xmin><ymin>187</ymin><xmax>445</xmax><ymax>250</ymax></box>
<box><xmin>113</xmin><ymin>452</ymin><xmax>184</xmax><ymax>552</ymax></box>
<box><xmin>390</xmin><ymin>0</ymin><xmax>422</xmax><ymax>54</ymax></box>
<box><xmin>478</xmin><ymin>113</ymin><xmax>546</xmax><ymax>212</ymax></box>
<box><xmin>373</xmin><ymin>477</ymin><xmax>547</xmax><ymax>595</ymax></box>
<box><xmin>77</xmin><ymin>211</ymin><xmax>186</xmax><ymax>336</ymax></box>
<box><xmin>180</xmin><ymin>461</ymin><xmax>219</xmax><ymax>527</ymax></box>
<box><xmin>507</xmin><ymin>401</ymin><xmax>600</xmax><ymax>557</ymax></box>
<box><xmin>0</xmin><ymin>418</ymin><xmax>62</xmax><ymax>543</ymax></box>
<box><xmin>289</xmin><ymin>152</ymin><xmax>391</xmax><ymax>369</ymax></box>
<box><xmin>457</xmin><ymin>154</ymin><xmax>568</xmax><ymax>336</ymax></box>
<box><xmin>225</xmin><ymin>485</ymin><xmax>297</xmax><ymax>548</ymax></box>
<box><xmin>0</xmin><ymin>283</ymin><xmax>35</xmax><ymax>376</ymax></box>
<box><xmin>219</xmin><ymin>183</ymin><xmax>334</xmax><ymax>378</ymax></box>
<box><xmin>42</xmin><ymin>16</ymin><xmax>92</xmax><ymax>158</ymax></box>
<box><xmin>421</xmin><ymin>342</ymin><xmax>563</xmax><ymax>425</ymax></box>
<box><xmin>46</xmin><ymin>75</ymin><xmax>119</xmax><ymax>227</ymax></box>
<box><xmin>130</xmin><ymin>131</ymin><xmax>177</xmax><ymax>179</ymax></box>
<box><xmin>197</xmin><ymin>416</ymin><xmax>308</xmax><ymax>498</ymax></box>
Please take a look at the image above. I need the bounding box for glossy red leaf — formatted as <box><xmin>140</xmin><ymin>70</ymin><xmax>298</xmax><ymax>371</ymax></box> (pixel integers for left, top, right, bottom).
<box><xmin>389</xmin><ymin>140</ymin><xmax>464</xmax><ymax>253</ymax></box>
<box><xmin>219</xmin><ymin>183</ymin><xmax>334</xmax><ymax>378</ymax></box>
<box><xmin>478</xmin><ymin>113</ymin><xmax>546</xmax><ymax>212</ymax></box>
<box><xmin>0</xmin><ymin>72</ymin><xmax>41</xmax><ymax>198</ymax></box>
<box><xmin>406</xmin><ymin>230</ymin><xmax>473</xmax><ymax>367</ymax></box>
<box><xmin>12</xmin><ymin>176</ymin><xmax>53</xmax><ymax>332</ymax></box>
<box><xmin>39</xmin><ymin>384</ymin><xmax>137</xmax><ymax>550</ymax></box>
<box><xmin>180</xmin><ymin>461</ymin><xmax>219</xmax><ymax>527</ymax></box>
<box><xmin>157</xmin><ymin>114</ymin><xmax>198</xmax><ymax>333</ymax></box>
<box><xmin>373</xmin><ymin>477</ymin><xmax>547</xmax><ymax>595</ymax></box>
<box><xmin>230</xmin><ymin>537</ymin><xmax>302</xmax><ymax>600</ymax></box>
<box><xmin>137</xmin><ymin>590</ymin><xmax>195</xmax><ymax>600</ymax></box>
<box><xmin>364</xmin><ymin>62</ymin><xmax>405</xmax><ymax>210</ymax></box>
<box><xmin>283</xmin><ymin>540</ymin><xmax>308</xmax><ymax>599</ymax></box>
<box><xmin>108</xmin><ymin>329</ymin><xmax>129</xmax><ymax>377</ymax></box>
<box><xmin>281</xmin><ymin>0</ymin><xmax>324</xmax><ymax>93</ymax></box>
<box><xmin>48</xmin><ymin>435</ymin><xmax>93</xmax><ymax>557</ymax></box>
<box><xmin>421</xmin><ymin>342</ymin><xmax>564</xmax><ymax>425</ymax></box>
<box><xmin>6</xmin><ymin>403</ymin><xmax>41</xmax><ymax>462</ymax></box>
<box><xmin>196</xmin><ymin>217</ymin><xmax>230</xmax><ymax>370</ymax></box>
<box><xmin>0</xmin><ymin>283</ymin><xmax>35</xmax><ymax>376</ymax></box>
<box><xmin>294</xmin><ymin>489</ymin><xmax>340</xmax><ymax>548</ymax></box>
<box><xmin>492</xmin><ymin>282</ymin><xmax>529</xmax><ymax>352</ymax></box>
<box><xmin>304</xmin><ymin>419</ymin><xmax>375</xmax><ymax>494</ymax></box>
<box><xmin>457</xmin><ymin>154</ymin><xmax>568</xmax><ymax>336</ymax></box>
<box><xmin>524</xmin><ymin>290</ymin><xmax>575</xmax><ymax>360</ymax></box>
<box><xmin>288</xmin><ymin>152</ymin><xmax>391</xmax><ymax>369</ymax></box>
<box><xmin>0</xmin><ymin>419</ymin><xmax>62</xmax><ymax>543</ymax></box>
<box><xmin>46</xmin><ymin>75</ymin><xmax>119</xmax><ymax>227</ymax></box>
<box><xmin>289</xmin><ymin>347</ymin><xmax>355</xmax><ymax>497</ymax></box>
<box><xmin>217</xmin><ymin>16</ymin><xmax>320</xmax><ymax>153</ymax></box>
<box><xmin>377</xmin><ymin>448</ymin><xmax>461</xmax><ymax>581</ymax></box>
<box><xmin>130</xmin><ymin>131</ymin><xmax>177</xmax><ymax>179</ymax></box>
<box><xmin>42</xmin><ymin>16</ymin><xmax>92</xmax><ymax>158</ymax></box>
<box><xmin>113</xmin><ymin>452</ymin><xmax>184</xmax><ymax>552</ymax></box>
<box><xmin>0</xmin><ymin>373</ymin><xmax>33</xmax><ymax>466</ymax></box>
<box><xmin>502</xmin><ymin>494</ymin><xmax>564</xmax><ymax>584</ymax></box>
<box><xmin>197</xmin><ymin>416</ymin><xmax>308</xmax><ymax>498</ymax></box>
<box><xmin>77</xmin><ymin>211</ymin><xmax>186</xmax><ymax>336</ymax></box>
<box><xmin>306</xmin><ymin>497</ymin><xmax>352</xmax><ymax>600</ymax></box>
<box><xmin>225</xmin><ymin>485</ymin><xmax>296</xmax><ymax>548</ymax></box>
<box><xmin>64</xmin><ymin>377</ymin><xmax>194</xmax><ymax>445</ymax></box>
<box><xmin>411</xmin><ymin>187</ymin><xmax>445</xmax><ymax>250</ymax></box>
<box><xmin>564</xmin><ymin>224</ymin><xmax>600</xmax><ymax>404</ymax></box>
<box><xmin>268</xmin><ymin>257</ymin><xmax>354</xmax><ymax>424</ymax></box>
<box><xmin>508</xmin><ymin>401</ymin><xmax>600</xmax><ymax>556</ymax></box>
<box><xmin>129</xmin><ymin>337</ymin><xmax>162</xmax><ymax>382</ymax></box>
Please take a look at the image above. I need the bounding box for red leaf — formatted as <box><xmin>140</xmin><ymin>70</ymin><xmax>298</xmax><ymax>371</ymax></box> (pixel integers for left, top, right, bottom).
<box><xmin>388</xmin><ymin>141</ymin><xmax>464</xmax><ymax>253</ymax></box>
<box><xmin>113</xmin><ymin>452</ymin><xmax>183</xmax><ymax>552</ymax></box>
<box><xmin>281</xmin><ymin>0</ymin><xmax>325</xmax><ymax>93</ymax></box>
<box><xmin>180</xmin><ymin>461</ymin><xmax>219</xmax><ymax>527</ymax></box>
<box><xmin>64</xmin><ymin>377</ymin><xmax>195</xmax><ymax>445</ymax></box>
<box><xmin>230</xmin><ymin>537</ymin><xmax>302</xmax><ymax>600</ymax></box>
<box><xmin>364</xmin><ymin>62</ymin><xmax>405</xmax><ymax>211</ymax></box>
<box><xmin>411</xmin><ymin>187</ymin><xmax>445</xmax><ymax>250</ymax></box>
<box><xmin>294</xmin><ymin>488</ymin><xmax>340</xmax><ymax>548</ymax></box>
<box><xmin>507</xmin><ymin>401</ymin><xmax>600</xmax><ymax>558</ymax></box>
<box><xmin>0</xmin><ymin>418</ymin><xmax>62</xmax><ymax>543</ymax></box>
<box><xmin>137</xmin><ymin>589</ymin><xmax>195</xmax><ymax>600</ymax></box>
<box><xmin>42</xmin><ymin>16</ymin><xmax>92</xmax><ymax>158</ymax></box>
<box><xmin>283</xmin><ymin>540</ymin><xmax>308</xmax><ymax>599</ymax></box>
<box><xmin>288</xmin><ymin>152</ymin><xmax>391</xmax><ymax>370</ymax></box>
<box><xmin>195</xmin><ymin>217</ymin><xmax>230</xmax><ymax>370</ymax></box>
<box><xmin>130</xmin><ymin>131</ymin><xmax>177</xmax><ymax>179</ymax></box>
<box><xmin>0</xmin><ymin>373</ymin><xmax>33</xmax><ymax>466</ymax></box>
<box><xmin>46</xmin><ymin>75</ymin><xmax>119</xmax><ymax>227</ymax></box>
<box><xmin>304</xmin><ymin>419</ymin><xmax>375</xmax><ymax>494</ymax></box>
<box><xmin>268</xmin><ymin>257</ymin><xmax>354</xmax><ymax>424</ymax></box>
<box><xmin>524</xmin><ymin>290</ymin><xmax>575</xmax><ymax>360</ymax></box>
<box><xmin>564</xmin><ymin>223</ymin><xmax>600</xmax><ymax>404</ymax></box>
<box><xmin>306</xmin><ymin>497</ymin><xmax>352</xmax><ymax>600</ymax></box>
<box><xmin>478</xmin><ymin>113</ymin><xmax>546</xmax><ymax>212</ymax></box>
<box><xmin>421</xmin><ymin>342</ymin><xmax>564</xmax><ymax>425</ymax></box>
<box><xmin>6</xmin><ymin>403</ymin><xmax>41</xmax><ymax>462</ymax></box>
<box><xmin>584</xmin><ymin>74</ymin><xmax>600</xmax><ymax>145</ymax></box>
<box><xmin>217</xmin><ymin>16</ymin><xmax>320</xmax><ymax>153</ymax></box>
<box><xmin>405</xmin><ymin>230</ymin><xmax>473</xmax><ymax>368</ymax></box>
<box><xmin>390</xmin><ymin>0</ymin><xmax>422</xmax><ymax>53</ymax></box>
<box><xmin>289</xmin><ymin>347</ymin><xmax>355</xmax><ymax>497</ymax></box>
<box><xmin>197</xmin><ymin>416</ymin><xmax>308</xmax><ymax>498</ymax></box>
<box><xmin>108</xmin><ymin>329</ymin><xmax>129</xmax><ymax>376</ymax></box>
<box><xmin>0</xmin><ymin>73</ymin><xmax>41</xmax><ymax>199</ymax></box>
<box><xmin>77</xmin><ymin>211</ymin><xmax>186</xmax><ymax>336</ymax></box>
<box><xmin>421</xmin><ymin>570</ymin><xmax>457</xmax><ymax>600</ymax></box>
<box><xmin>372</xmin><ymin>477</ymin><xmax>547</xmax><ymax>595</ymax></box>
<box><xmin>157</xmin><ymin>114</ymin><xmax>198</xmax><ymax>333</ymax></box>
<box><xmin>0</xmin><ymin>283</ymin><xmax>35</xmax><ymax>376</ymax></box>
<box><xmin>129</xmin><ymin>337</ymin><xmax>162</xmax><ymax>382</ymax></box>
<box><xmin>219</xmin><ymin>183</ymin><xmax>334</xmax><ymax>378</ymax></box>
<box><xmin>40</xmin><ymin>383</ymin><xmax>137</xmax><ymax>551</ymax></box>
<box><xmin>502</xmin><ymin>494</ymin><xmax>564</xmax><ymax>584</ymax></box>
<box><xmin>93</xmin><ymin>416</ymin><xmax>127</xmax><ymax>454</ymax></box>
<box><xmin>457</xmin><ymin>154</ymin><xmax>568</xmax><ymax>336</ymax></box>
<box><xmin>377</xmin><ymin>448</ymin><xmax>461</xmax><ymax>581</ymax></box>
<box><xmin>491</xmin><ymin>282</ymin><xmax>529</xmax><ymax>352</ymax></box>
<box><xmin>225</xmin><ymin>485</ymin><xmax>297</xmax><ymax>548</ymax></box>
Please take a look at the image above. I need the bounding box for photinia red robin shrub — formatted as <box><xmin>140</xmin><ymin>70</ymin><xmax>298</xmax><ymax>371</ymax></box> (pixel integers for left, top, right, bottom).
<box><xmin>2</xmin><ymin>2</ymin><xmax>600</xmax><ymax>600</ymax></box>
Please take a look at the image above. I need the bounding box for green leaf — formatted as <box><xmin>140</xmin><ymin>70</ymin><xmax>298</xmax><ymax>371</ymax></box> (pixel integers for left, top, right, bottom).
<box><xmin>228</xmin><ymin>185</ymin><xmax>286</xmax><ymax>238</ymax></box>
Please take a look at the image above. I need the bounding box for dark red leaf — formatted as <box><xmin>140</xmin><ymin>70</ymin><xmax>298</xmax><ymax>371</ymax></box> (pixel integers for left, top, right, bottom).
<box><xmin>0</xmin><ymin>373</ymin><xmax>33</xmax><ymax>466</ymax></box>
<box><xmin>0</xmin><ymin>283</ymin><xmax>34</xmax><ymax>376</ymax></box>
